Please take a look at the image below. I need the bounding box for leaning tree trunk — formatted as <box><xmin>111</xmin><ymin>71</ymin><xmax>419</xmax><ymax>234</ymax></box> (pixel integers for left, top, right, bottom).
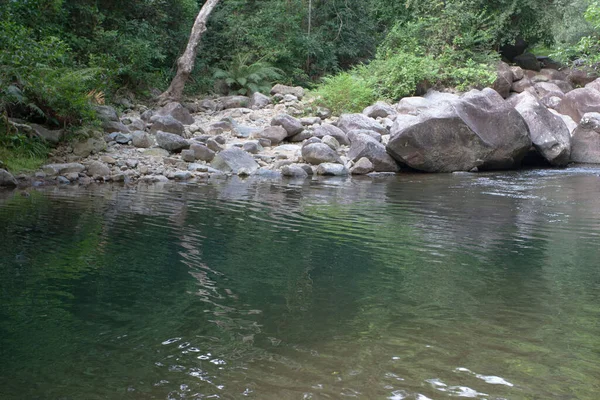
<box><xmin>158</xmin><ymin>0</ymin><xmax>220</xmax><ymax>104</ymax></box>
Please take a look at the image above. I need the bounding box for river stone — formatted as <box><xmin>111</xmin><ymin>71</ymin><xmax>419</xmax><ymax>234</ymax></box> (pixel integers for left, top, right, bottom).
<box><xmin>181</xmin><ymin>149</ymin><xmax>196</xmax><ymax>162</ymax></box>
<box><xmin>206</xmin><ymin>138</ymin><xmax>224</xmax><ymax>152</ymax></box>
<box><xmin>243</xmin><ymin>141</ymin><xmax>263</xmax><ymax>154</ymax></box>
<box><xmin>73</xmin><ymin>137</ymin><xmax>106</xmax><ymax>157</ymax></box>
<box><xmin>493</xmin><ymin>61</ymin><xmax>514</xmax><ymax>99</ymax></box>
<box><xmin>190</xmin><ymin>143</ymin><xmax>215</xmax><ymax>162</ymax></box>
<box><xmin>337</xmin><ymin>113</ymin><xmax>387</xmax><ymax>135</ymax></box>
<box><xmin>571</xmin><ymin>112</ymin><xmax>600</xmax><ymax>163</ymax></box>
<box><xmin>112</xmin><ymin>133</ymin><xmax>132</xmax><ymax>144</ymax></box>
<box><xmin>350</xmin><ymin>157</ymin><xmax>375</xmax><ymax>175</ymax></box>
<box><xmin>301</xmin><ymin>117</ymin><xmax>322</xmax><ymax>126</ymax></box>
<box><xmin>249</xmin><ymin>92</ymin><xmax>271</xmax><ymax>109</ymax></box>
<box><xmin>102</xmin><ymin>120</ymin><xmax>130</xmax><ymax>134</ymax></box>
<box><xmin>94</xmin><ymin>105</ymin><xmax>119</xmax><ymax>122</ymax></box>
<box><xmin>511</xmin><ymin>78</ymin><xmax>533</xmax><ymax>93</ymax></box>
<box><xmin>220</xmin><ymin>96</ymin><xmax>250</xmax><ymax>109</ymax></box>
<box><xmin>254</xmin><ymin>126</ymin><xmax>288</xmax><ymax>145</ymax></box>
<box><xmin>313</xmin><ymin>124</ymin><xmax>349</xmax><ymax>145</ymax></box>
<box><xmin>557</xmin><ymin>88</ymin><xmax>600</xmax><ymax>123</ymax></box>
<box><xmin>270</xmin><ymin>84</ymin><xmax>304</xmax><ymax>99</ymax></box>
<box><xmin>211</xmin><ymin>148</ymin><xmax>260</xmax><ymax>174</ymax></box>
<box><xmin>568</xmin><ymin>69</ymin><xmax>599</xmax><ymax>87</ymax></box>
<box><xmin>42</xmin><ymin>163</ymin><xmax>85</xmax><ymax>176</ymax></box>
<box><xmin>156</xmin><ymin>131</ymin><xmax>189</xmax><ymax>152</ymax></box>
<box><xmin>387</xmin><ymin>88</ymin><xmax>531</xmax><ymax>172</ymax></box>
<box><xmin>550</xmin><ymin>110</ymin><xmax>578</xmax><ymax>134</ymax></box>
<box><xmin>511</xmin><ymin>66</ymin><xmax>525</xmax><ymax>81</ymax></box>
<box><xmin>289</xmin><ymin>130</ymin><xmax>314</xmax><ymax>142</ymax></box>
<box><xmin>363</xmin><ymin>101</ymin><xmax>396</xmax><ymax>119</ymax></box>
<box><xmin>150</xmin><ymin>115</ymin><xmax>185</xmax><ymax>136</ymax></box>
<box><xmin>321</xmin><ymin>135</ymin><xmax>340</xmax><ymax>151</ymax></box>
<box><xmin>509</xmin><ymin>92</ymin><xmax>571</xmax><ymax>166</ymax></box>
<box><xmin>423</xmin><ymin>90</ymin><xmax>460</xmax><ymax>103</ymax></box>
<box><xmin>173</xmin><ymin>170</ymin><xmax>193</xmax><ymax>180</ymax></box>
<box><xmin>281</xmin><ymin>164</ymin><xmax>309</xmax><ymax>178</ymax></box>
<box><xmin>514</xmin><ymin>53</ymin><xmax>541</xmax><ymax>71</ymax></box>
<box><xmin>28</xmin><ymin>123</ymin><xmax>64</xmax><ymax>144</ymax></box>
<box><xmin>0</xmin><ymin>169</ymin><xmax>17</xmax><ymax>187</ymax></box>
<box><xmin>534</xmin><ymin>82</ymin><xmax>565</xmax><ymax>99</ymax></box>
<box><xmin>302</xmin><ymin>143</ymin><xmax>341</xmax><ymax>165</ymax></box>
<box><xmin>316</xmin><ymin>163</ymin><xmax>349</xmax><ymax>176</ymax></box>
<box><xmin>131</xmin><ymin>131</ymin><xmax>153</xmax><ymax>148</ymax></box>
<box><xmin>396</xmin><ymin>97</ymin><xmax>432</xmax><ymax>115</ymax></box>
<box><xmin>348</xmin><ymin>129</ymin><xmax>382</xmax><ymax>143</ymax></box>
<box><xmin>86</xmin><ymin>161</ymin><xmax>111</xmax><ymax>178</ymax></box>
<box><xmin>348</xmin><ymin>133</ymin><xmax>399</xmax><ymax>172</ymax></box>
<box><xmin>271</xmin><ymin>114</ymin><xmax>303</xmax><ymax>137</ymax></box>
<box><xmin>156</xmin><ymin>102</ymin><xmax>194</xmax><ymax>125</ymax></box>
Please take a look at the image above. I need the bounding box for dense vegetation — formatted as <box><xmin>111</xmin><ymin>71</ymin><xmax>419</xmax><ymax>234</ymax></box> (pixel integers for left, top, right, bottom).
<box><xmin>1</xmin><ymin>0</ymin><xmax>600</xmax><ymax>162</ymax></box>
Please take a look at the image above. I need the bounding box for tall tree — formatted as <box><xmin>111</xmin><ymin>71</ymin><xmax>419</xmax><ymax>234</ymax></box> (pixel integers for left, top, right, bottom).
<box><xmin>159</xmin><ymin>0</ymin><xmax>220</xmax><ymax>103</ymax></box>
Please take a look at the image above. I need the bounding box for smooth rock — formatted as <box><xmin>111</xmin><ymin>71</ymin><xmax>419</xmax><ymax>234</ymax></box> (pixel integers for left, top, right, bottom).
<box><xmin>243</xmin><ymin>141</ymin><xmax>263</xmax><ymax>154</ymax></box>
<box><xmin>271</xmin><ymin>114</ymin><xmax>303</xmax><ymax>136</ymax></box>
<box><xmin>321</xmin><ymin>135</ymin><xmax>340</xmax><ymax>151</ymax></box>
<box><xmin>348</xmin><ymin>133</ymin><xmax>399</xmax><ymax>172</ymax></box>
<box><xmin>156</xmin><ymin>131</ymin><xmax>190</xmax><ymax>152</ymax></box>
<box><xmin>514</xmin><ymin>53</ymin><xmax>541</xmax><ymax>71</ymax></box>
<box><xmin>254</xmin><ymin>126</ymin><xmax>288</xmax><ymax>145</ymax></box>
<box><xmin>281</xmin><ymin>164</ymin><xmax>309</xmax><ymax>178</ymax></box>
<box><xmin>301</xmin><ymin>143</ymin><xmax>341</xmax><ymax>165</ymax></box>
<box><xmin>493</xmin><ymin>61</ymin><xmax>514</xmax><ymax>98</ymax></box>
<box><xmin>0</xmin><ymin>169</ymin><xmax>17</xmax><ymax>187</ymax></box>
<box><xmin>86</xmin><ymin>161</ymin><xmax>111</xmax><ymax>177</ymax></box>
<box><xmin>396</xmin><ymin>97</ymin><xmax>432</xmax><ymax>115</ymax></box>
<box><xmin>363</xmin><ymin>101</ymin><xmax>396</xmax><ymax>118</ymax></box>
<box><xmin>337</xmin><ymin>113</ymin><xmax>387</xmax><ymax>135</ymax></box>
<box><xmin>557</xmin><ymin>88</ymin><xmax>600</xmax><ymax>123</ymax></box>
<box><xmin>102</xmin><ymin>121</ymin><xmax>130</xmax><ymax>134</ymax></box>
<box><xmin>28</xmin><ymin>123</ymin><xmax>64</xmax><ymax>144</ymax></box>
<box><xmin>316</xmin><ymin>163</ymin><xmax>349</xmax><ymax>176</ymax></box>
<box><xmin>73</xmin><ymin>137</ymin><xmax>106</xmax><ymax>157</ymax></box>
<box><xmin>131</xmin><ymin>131</ymin><xmax>153</xmax><ymax>148</ymax></box>
<box><xmin>350</xmin><ymin>157</ymin><xmax>375</xmax><ymax>175</ymax></box>
<box><xmin>94</xmin><ymin>105</ymin><xmax>119</xmax><ymax>122</ymax></box>
<box><xmin>300</xmin><ymin>117</ymin><xmax>322</xmax><ymax>126</ymax></box>
<box><xmin>211</xmin><ymin>148</ymin><xmax>260</xmax><ymax>174</ymax></box>
<box><xmin>347</xmin><ymin>129</ymin><xmax>382</xmax><ymax>143</ymax></box>
<box><xmin>249</xmin><ymin>92</ymin><xmax>271</xmax><ymax>109</ymax></box>
<box><xmin>206</xmin><ymin>138</ymin><xmax>224</xmax><ymax>152</ymax></box>
<box><xmin>313</xmin><ymin>124</ymin><xmax>349</xmax><ymax>145</ymax></box>
<box><xmin>150</xmin><ymin>115</ymin><xmax>185</xmax><ymax>136</ymax></box>
<box><xmin>42</xmin><ymin>163</ymin><xmax>85</xmax><ymax>176</ymax></box>
<box><xmin>190</xmin><ymin>143</ymin><xmax>215</xmax><ymax>162</ymax></box>
<box><xmin>571</xmin><ymin>112</ymin><xmax>600</xmax><ymax>163</ymax></box>
<box><xmin>270</xmin><ymin>84</ymin><xmax>304</xmax><ymax>99</ymax></box>
<box><xmin>156</xmin><ymin>102</ymin><xmax>194</xmax><ymax>125</ymax></box>
<box><xmin>181</xmin><ymin>149</ymin><xmax>197</xmax><ymax>162</ymax></box>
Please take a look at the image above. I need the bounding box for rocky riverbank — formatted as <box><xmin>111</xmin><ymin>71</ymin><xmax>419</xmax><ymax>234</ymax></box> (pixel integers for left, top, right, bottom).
<box><xmin>2</xmin><ymin>64</ymin><xmax>600</xmax><ymax>190</ymax></box>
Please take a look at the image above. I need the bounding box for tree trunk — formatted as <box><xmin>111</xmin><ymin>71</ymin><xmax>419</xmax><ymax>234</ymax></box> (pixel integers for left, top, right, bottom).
<box><xmin>158</xmin><ymin>0</ymin><xmax>220</xmax><ymax>104</ymax></box>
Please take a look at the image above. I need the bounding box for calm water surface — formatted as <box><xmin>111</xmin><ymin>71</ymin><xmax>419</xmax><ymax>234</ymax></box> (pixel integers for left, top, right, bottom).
<box><xmin>1</xmin><ymin>168</ymin><xmax>599</xmax><ymax>400</ymax></box>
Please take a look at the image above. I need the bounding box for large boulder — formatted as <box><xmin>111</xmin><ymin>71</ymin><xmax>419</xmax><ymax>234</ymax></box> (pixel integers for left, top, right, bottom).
<box><xmin>336</xmin><ymin>113</ymin><xmax>387</xmax><ymax>135</ymax></box>
<box><xmin>28</xmin><ymin>123</ymin><xmax>63</xmax><ymax>144</ymax></box>
<box><xmin>514</xmin><ymin>53</ymin><xmax>541</xmax><ymax>71</ymax></box>
<box><xmin>249</xmin><ymin>92</ymin><xmax>271</xmax><ymax>109</ymax></box>
<box><xmin>348</xmin><ymin>133</ymin><xmax>399</xmax><ymax>172</ymax></box>
<box><xmin>150</xmin><ymin>115</ymin><xmax>185</xmax><ymax>136</ymax></box>
<box><xmin>534</xmin><ymin>82</ymin><xmax>565</xmax><ymax>99</ymax></box>
<box><xmin>131</xmin><ymin>131</ymin><xmax>153</xmax><ymax>148</ymax></box>
<box><xmin>271</xmin><ymin>114</ymin><xmax>303</xmax><ymax>137</ymax></box>
<box><xmin>363</xmin><ymin>102</ymin><xmax>396</xmax><ymax>119</ymax></box>
<box><xmin>94</xmin><ymin>105</ymin><xmax>119</xmax><ymax>122</ymax></box>
<box><xmin>301</xmin><ymin>143</ymin><xmax>341</xmax><ymax>165</ymax></box>
<box><xmin>493</xmin><ymin>61</ymin><xmax>514</xmax><ymax>98</ymax></box>
<box><xmin>585</xmin><ymin>78</ymin><xmax>600</xmax><ymax>92</ymax></box>
<box><xmin>396</xmin><ymin>97</ymin><xmax>432</xmax><ymax>115</ymax></box>
<box><xmin>0</xmin><ymin>169</ymin><xmax>17</xmax><ymax>187</ymax></box>
<box><xmin>571</xmin><ymin>113</ymin><xmax>600</xmax><ymax>163</ymax></box>
<box><xmin>313</xmin><ymin>124</ymin><xmax>350</xmax><ymax>145</ymax></box>
<box><xmin>86</xmin><ymin>161</ymin><xmax>111</xmax><ymax>178</ymax></box>
<box><xmin>270</xmin><ymin>84</ymin><xmax>304</xmax><ymax>99</ymax></box>
<box><xmin>556</xmin><ymin>88</ymin><xmax>600</xmax><ymax>123</ymax></box>
<box><xmin>156</xmin><ymin>102</ymin><xmax>194</xmax><ymax>125</ymax></box>
<box><xmin>568</xmin><ymin>69</ymin><xmax>599</xmax><ymax>87</ymax></box>
<box><xmin>102</xmin><ymin>120</ymin><xmax>130</xmax><ymax>134</ymax></box>
<box><xmin>156</xmin><ymin>131</ymin><xmax>189</xmax><ymax>152</ymax></box>
<box><xmin>211</xmin><ymin>148</ymin><xmax>260</xmax><ymax>174</ymax></box>
<box><xmin>189</xmin><ymin>143</ymin><xmax>215</xmax><ymax>162</ymax></box>
<box><xmin>508</xmin><ymin>92</ymin><xmax>571</xmax><ymax>166</ymax></box>
<box><xmin>511</xmin><ymin>78</ymin><xmax>533</xmax><ymax>93</ymax></box>
<box><xmin>253</xmin><ymin>126</ymin><xmax>288</xmax><ymax>145</ymax></box>
<box><xmin>387</xmin><ymin>88</ymin><xmax>531</xmax><ymax>172</ymax></box>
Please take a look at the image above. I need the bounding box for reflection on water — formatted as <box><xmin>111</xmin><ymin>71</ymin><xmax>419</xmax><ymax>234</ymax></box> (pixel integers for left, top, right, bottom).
<box><xmin>1</xmin><ymin>167</ymin><xmax>600</xmax><ymax>400</ymax></box>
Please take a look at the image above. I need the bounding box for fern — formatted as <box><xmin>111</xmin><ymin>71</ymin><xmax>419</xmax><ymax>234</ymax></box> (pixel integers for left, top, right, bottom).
<box><xmin>213</xmin><ymin>54</ymin><xmax>284</xmax><ymax>95</ymax></box>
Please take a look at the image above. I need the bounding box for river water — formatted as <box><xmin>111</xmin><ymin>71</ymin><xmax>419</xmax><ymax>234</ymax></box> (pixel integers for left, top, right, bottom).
<box><xmin>1</xmin><ymin>168</ymin><xmax>599</xmax><ymax>400</ymax></box>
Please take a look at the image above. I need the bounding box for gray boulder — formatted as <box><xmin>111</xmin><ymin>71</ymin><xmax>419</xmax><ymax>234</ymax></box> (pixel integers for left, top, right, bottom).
<box><xmin>347</xmin><ymin>129</ymin><xmax>382</xmax><ymax>143</ymax></box>
<box><xmin>271</xmin><ymin>114</ymin><xmax>303</xmax><ymax>136</ymax></box>
<box><xmin>131</xmin><ymin>131</ymin><xmax>153</xmax><ymax>148</ymax></box>
<box><xmin>337</xmin><ymin>113</ymin><xmax>387</xmax><ymax>135</ymax></box>
<box><xmin>321</xmin><ymin>135</ymin><xmax>340</xmax><ymax>151</ymax></box>
<box><xmin>219</xmin><ymin>96</ymin><xmax>250</xmax><ymax>109</ymax></box>
<box><xmin>94</xmin><ymin>105</ymin><xmax>119</xmax><ymax>122</ymax></box>
<box><xmin>102</xmin><ymin>120</ymin><xmax>130</xmax><ymax>134</ymax></box>
<box><xmin>511</xmin><ymin>78</ymin><xmax>533</xmax><ymax>93</ymax></box>
<box><xmin>42</xmin><ymin>163</ymin><xmax>85</xmax><ymax>176</ymax></box>
<box><xmin>350</xmin><ymin>157</ymin><xmax>375</xmax><ymax>175</ymax></box>
<box><xmin>509</xmin><ymin>92</ymin><xmax>571</xmax><ymax>166</ymax></box>
<box><xmin>243</xmin><ymin>141</ymin><xmax>263</xmax><ymax>154</ymax></box>
<box><xmin>0</xmin><ymin>169</ymin><xmax>17</xmax><ymax>187</ymax></box>
<box><xmin>156</xmin><ymin>102</ymin><xmax>194</xmax><ymax>125</ymax></box>
<box><xmin>316</xmin><ymin>163</ymin><xmax>349</xmax><ymax>176</ymax></box>
<box><xmin>511</xmin><ymin>66</ymin><xmax>525</xmax><ymax>81</ymax></box>
<box><xmin>301</xmin><ymin>143</ymin><xmax>341</xmax><ymax>165</ymax></box>
<box><xmin>181</xmin><ymin>149</ymin><xmax>196</xmax><ymax>162</ymax></box>
<box><xmin>348</xmin><ymin>133</ymin><xmax>399</xmax><ymax>172</ymax></box>
<box><xmin>493</xmin><ymin>61</ymin><xmax>514</xmax><ymax>98</ymax></box>
<box><xmin>156</xmin><ymin>131</ymin><xmax>189</xmax><ymax>152</ymax></box>
<box><xmin>150</xmin><ymin>115</ymin><xmax>185</xmax><ymax>136</ymax></box>
<box><xmin>571</xmin><ymin>112</ymin><xmax>600</xmax><ymax>163</ymax></box>
<box><xmin>190</xmin><ymin>143</ymin><xmax>215</xmax><ymax>162</ymax></box>
<box><xmin>568</xmin><ymin>69</ymin><xmax>598</xmax><ymax>87</ymax></box>
<box><xmin>73</xmin><ymin>137</ymin><xmax>106</xmax><ymax>157</ymax></box>
<box><xmin>249</xmin><ymin>92</ymin><xmax>271</xmax><ymax>109</ymax></box>
<box><xmin>211</xmin><ymin>148</ymin><xmax>260</xmax><ymax>174</ymax></box>
<box><xmin>270</xmin><ymin>84</ymin><xmax>304</xmax><ymax>99</ymax></box>
<box><xmin>396</xmin><ymin>97</ymin><xmax>432</xmax><ymax>115</ymax></box>
<box><xmin>557</xmin><ymin>88</ymin><xmax>600</xmax><ymax>123</ymax></box>
<box><xmin>254</xmin><ymin>126</ymin><xmax>288</xmax><ymax>145</ymax></box>
<box><xmin>585</xmin><ymin>78</ymin><xmax>600</xmax><ymax>92</ymax></box>
<box><xmin>313</xmin><ymin>124</ymin><xmax>349</xmax><ymax>145</ymax></box>
<box><xmin>86</xmin><ymin>161</ymin><xmax>111</xmax><ymax>178</ymax></box>
<box><xmin>534</xmin><ymin>82</ymin><xmax>565</xmax><ymax>99</ymax></box>
<box><xmin>281</xmin><ymin>164</ymin><xmax>309</xmax><ymax>178</ymax></box>
<box><xmin>387</xmin><ymin>88</ymin><xmax>531</xmax><ymax>172</ymax></box>
<box><xmin>363</xmin><ymin>102</ymin><xmax>396</xmax><ymax>119</ymax></box>
<box><xmin>28</xmin><ymin>123</ymin><xmax>63</xmax><ymax>144</ymax></box>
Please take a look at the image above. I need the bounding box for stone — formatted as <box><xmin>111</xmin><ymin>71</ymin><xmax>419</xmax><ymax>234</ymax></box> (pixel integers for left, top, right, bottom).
<box><xmin>557</xmin><ymin>88</ymin><xmax>600</xmax><ymax>123</ymax></box>
<box><xmin>571</xmin><ymin>113</ymin><xmax>600</xmax><ymax>163</ymax></box>
<box><xmin>585</xmin><ymin>78</ymin><xmax>600</xmax><ymax>92</ymax></box>
<box><xmin>270</xmin><ymin>84</ymin><xmax>305</xmax><ymax>99</ymax></box>
<box><xmin>534</xmin><ymin>82</ymin><xmax>565</xmax><ymax>98</ymax></box>
<box><xmin>300</xmin><ymin>117</ymin><xmax>322</xmax><ymax>126</ymax></box>
<box><xmin>511</xmin><ymin>66</ymin><xmax>525</xmax><ymax>81</ymax></box>
<box><xmin>112</xmin><ymin>133</ymin><xmax>132</xmax><ymax>144</ymax></box>
<box><xmin>0</xmin><ymin>169</ymin><xmax>17</xmax><ymax>187</ymax></box>
<box><xmin>508</xmin><ymin>92</ymin><xmax>571</xmax><ymax>166</ymax></box>
<box><xmin>337</xmin><ymin>114</ymin><xmax>387</xmax><ymax>135</ymax></box>
<box><xmin>514</xmin><ymin>53</ymin><xmax>541</xmax><ymax>71</ymax></box>
<box><xmin>321</xmin><ymin>135</ymin><xmax>340</xmax><ymax>150</ymax></box>
<box><xmin>156</xmin><ymin>131</ymin><xmax>189</xmax><ymax>152</ymax></box>
<box><xmin>150</xmin><ymin>115</ymin><xmax>185</xmax><ymax>136</ymax></box>
<box><xmin>249</xmin><ymin>92</ymin><xmax>271</xmax><ymax>109</ymax></box>
<box><xmin>283</xmin><ymin>94</ymin><xmax>298</xmax><ymax>102</ymax></box>
<box><xmin>493</xmin><ymin>61</ymin><xmax>514</xmax><ymax>98</ymax></box>
<box><xmin>100</xmin><ymin>155</ymin><xmax>116</xmax><ymax>164</ymax></box>
<box><xmin>281</xmin><ymin>164</ymin><xmax>309</xmax><ymax>178</ymax></box>
<box><xmin>206</xmin><ymin>138</ymin><xmax>224</xmax><ymax>152</ymax></box>
<box><xmin>181</xmin><ymin>149</ymin><xmax>197</xmax><ymax>162</ymax></box>
<box><xmin>131</xmin><ymin>131</ymin><xmax>153</xmax><ymax>148</ymax></box>
<box><xmin>127</xmin><ymin>118</ymin><xmax>146</xmax><ymax>131</ymax></box>
<box><xmin>317</xmin><ymin>108</ymin><xmax>331</xmax><ymax>119</ymax></box>
<box><xmin>313</xmin><ymin>124</ymin><xmax>349</xmax><ymax>145</ymax></box>
<box><xmin>125</xmin><ymin>159</ymin><xmax>138</xmax><ymax>168</ymax></box>
<box><xmin>538</xmin><ymin>68</ymin><xmax>568</xmax><ymax>81</ymax></box>
<box><xmin>86</xmin><ymin>161</ymin><xmax>111</xmax><ymax>178</ymax></box>
<box><xmin>423</xmin><ymin>90</ymin><xmax>460</xmax><ymax>103</ymax></box>
<box><xmin>387</xmin><ymin>88</ymin><xmax>531</xmax><ymax>172</ymax></box>
<box><xmin>347</xmin><ymin>129</ymin><xmax>382</xmax><ymax>143</ymax></box>
<box><xmin>301</xmin><ymin>143</ymin><xmax>341</xmax><ymax>165</ymax></box>
<box><xmin>304</xmin><ymin>137</ymin><xmax>322</xmax><ymax>146</ymax></box>
<box><xmin>363</xmin><ymin>101</ymin><xmax>396</xmax><ymax>118</ymax></box>
<box><xmin>350</xmin><ymin>157</ymin><xmax>375</xmax><ymax>175</ymax></box>
<box><xmin>211</xmin><ymin>148</ymin><xmax>260</xmax><ymax>174</ymax></box>
<box><xmin>190</xmin><ymin>143</ymin><xmax>215</xmax><ymax>162</ymax></box>
<box><xmin>198</xmin><ymin>99</ymin><xmax>219</xmax><ymax>112</ymax></box>
<box><xmin>568</xmin><ymin>69</ymin><xmax>599</xmax><ymax>87</ymax></box>
<box><xmin>219</xmin><ymin>95</ymin><xmax>250</xmax><ymax>109</ymax></box>
<box><xmin>94</xmin><ymin>105</ymin><xmax>119</xmax><ymax>122</ymax></box>
<box><xmin>73</xmin><ymin>137</ymin><xmax>106</xmax><ymax>157</ymax></box>
<box><xmin>550</xmin><ymin>110</ymin><xmax>578</xmax><ymax>134</ymax></box>
<box><xmin>253</xmin><ymin>126</ymin><xmax>287</xmax><ymax>146</ymax></box>
<box><xmin>243</xmin><ymin>141</ymin><xmax>263</xmax><ymax>154</ymax></box>
<box><xmin>348</xmin><ymin>133</ymin><xmax>399</xmax><ymax>172</ymax></box>
<box><xmin>289</xmin><ymin>130</ymin><xmax>314</xmax><ymax>142</ymax></box>
<box><xmin>214</xmin><ymin>135</ymin><xmax>227</xmax><ymax>145</ymax></box>
<box><xmin>396</xmin><ymin>97</ymin><xmax>432</xmax><ymax>115</ymax></box>
<box><xmin>511</xmin><ymin>78</ymin><xmax>533</xmax><ymax>93</ymax></box>
<box><xmin>316</xmin><ymin>163</ymin><xmax>349</xmax><ymax>176</ymax></box>
<box><xmin>157</xmin><ymin>102</ymin><xmax>194</xmax><ymax>125</ymax></box>
<box><xmin>28</xmin><ymin>123</ymin><xmax>63</xmax><ymax>144</ymax></box>
<box><xmin>143</xmin><ymin>148</ymin><xmax>169</xmax><ymax>157</ymax></box>
<box><xmin>173</xmin><ymin>170</ymin><xmax>193</xmax><ymax>180</ymax></box>
<box><xmin>141</xmin><ymin>110</ymin><xmax>154</xmax><ymax>122</ymax></box>
<box><xmin>551</xmin><ymin>80</ymin><xmax>574</xmax><ymax>93</ymax></box>
<box><xmin>57</xmin><ymin>176</ymin><xmax>70</xmax><ymax>184</ymax></box>
<box><xmin>271</xmin><ymin>114</ymin><xmax>303</xmax><ymax>137</ymax></box>
<box><xmin>102</xmin><ymin>121</ymin><xmax>130</xmax><ymax>134</ymax></box>
<box><xmin>541</xmin><ymin>96</ymin><xmax>563</xmax><ymax>110</ymax></box>
<box><xmin>42</xmin><ymin>163</ymin><xmax>85</xmax><ymax>176</ymax></box>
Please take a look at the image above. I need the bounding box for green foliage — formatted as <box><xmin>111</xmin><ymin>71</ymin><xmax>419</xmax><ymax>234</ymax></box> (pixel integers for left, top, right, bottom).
<box><xmin>312</xmin><ymin>72</ymin><xmax>376</xmax><ymax>115</ymax></box>
<box><xmin>550</xmin><ymin>1</ymin><xmax>600</xmax><ymax>67</ymax></box>
<box><xmin>213</xmin><ymin>54</ymin><xmax>284</xmax><ymax>95</ymax></box>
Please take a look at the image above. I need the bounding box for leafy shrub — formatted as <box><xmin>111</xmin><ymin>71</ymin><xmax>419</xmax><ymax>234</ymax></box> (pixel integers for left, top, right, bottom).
<box><xmin>312</xmin><ymin>71</ymin><xmax>376</xmax><ymax>115</ymax></box>
<box><xmin>213</xmin><ymin>54</ymin><xmax>284</xmax><ymax>95</ymax></box>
